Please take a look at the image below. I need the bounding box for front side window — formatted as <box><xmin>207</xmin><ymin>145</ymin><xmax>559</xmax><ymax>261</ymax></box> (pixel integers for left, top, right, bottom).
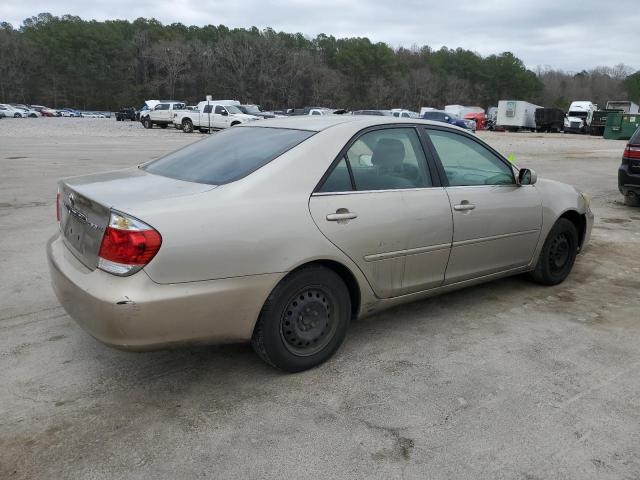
<box><xmin>318</xmin><ymin>128</ymin><xmax>432</xmax><ymax>192</ymax></box>
<box><xmin>427</xmin><ymin>129</ymin><xmax>514</xmax><ymax>186</ymax></box>
<box><xmin>214</xmin><ymin>105</ymin><xmax>226</xmax><ymax>114</ymax></box>
<box><xmin>143</xmin><ymin>127</ymin><xmax>314</xmax><ymax>185</ymax></box>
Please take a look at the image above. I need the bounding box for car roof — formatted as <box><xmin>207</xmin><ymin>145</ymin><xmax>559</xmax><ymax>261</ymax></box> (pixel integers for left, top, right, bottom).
<box><xmin>243</xmin><ymin>115</ymin><xmax>465</xmax><ymax>132</ymax></box>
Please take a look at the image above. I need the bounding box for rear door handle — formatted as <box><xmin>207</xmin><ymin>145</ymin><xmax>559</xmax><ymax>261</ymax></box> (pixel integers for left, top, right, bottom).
<box><xmin>326</xmin><ymin>211</ymin><xmax>358</xmax><ymax>221</ymax></box>
<box><xmin>453</xmin><ymin>202</ymin><xmax>476</xmax><ymax>211</ymax></box>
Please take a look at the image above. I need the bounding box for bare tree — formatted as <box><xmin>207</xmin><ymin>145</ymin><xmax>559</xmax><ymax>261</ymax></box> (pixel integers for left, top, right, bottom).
<box><xmin>146</xmin><ymin>40</ymin><xmax>190</xmax><ymax>99</ymax></box>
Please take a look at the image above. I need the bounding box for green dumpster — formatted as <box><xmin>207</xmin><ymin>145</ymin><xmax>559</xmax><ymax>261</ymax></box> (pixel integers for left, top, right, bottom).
<box><xmin>604</xmin><ymin>112</ymin><xmax>640</xmax><ymax>140</ymax></box>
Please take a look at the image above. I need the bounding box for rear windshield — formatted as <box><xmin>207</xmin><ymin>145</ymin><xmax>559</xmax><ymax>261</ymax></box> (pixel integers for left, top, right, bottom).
<box><xmin>142</xmin><ymin>127</ymin><xmax>314</xmax><ymax>185</ymax></box>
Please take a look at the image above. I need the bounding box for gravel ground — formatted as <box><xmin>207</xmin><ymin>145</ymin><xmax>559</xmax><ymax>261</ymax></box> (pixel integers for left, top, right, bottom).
<box><xmin>1</xmin><ymin>118</ymin><xmax>639</xmax><ymax>479</ymax></box>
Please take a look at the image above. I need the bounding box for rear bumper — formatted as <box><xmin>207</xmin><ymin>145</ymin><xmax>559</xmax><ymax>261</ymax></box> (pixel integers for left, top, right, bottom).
<box><xmin>47</xmin><ymin>233</ymin><xmax>281</xmax><ymax>350</ymax></box>
<box><xmin>618</xmin><ymin>164</ymin><xmax>640</xmax><ymax>196</ymax></box>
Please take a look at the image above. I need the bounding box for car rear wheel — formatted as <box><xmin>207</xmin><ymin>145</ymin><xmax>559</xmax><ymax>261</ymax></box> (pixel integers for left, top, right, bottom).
<box><xmin>529</xmin><ymin>218</ymin><xmax>578</xmax><ymax>286</ymax></box>
<box><xmin>182</xmin><ymin>119</ymin><xmax>194</xmax><ymax>133</ymax></box>
<box><xmin>251</xmin><ymin>265</ymin><xmax>351</xmax><ymax>372</ymax></box>
<box><xmin>142</xmin><ymin>118</ymin><xmax>152</xmax><ymax>129</ymax></box>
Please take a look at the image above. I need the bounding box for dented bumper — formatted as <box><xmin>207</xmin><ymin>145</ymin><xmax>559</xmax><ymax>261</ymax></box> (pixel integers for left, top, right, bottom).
<box><xmin>47</xmin><ymin>233</ymin><xmax>281</xmax><ymax>350</ymax></box>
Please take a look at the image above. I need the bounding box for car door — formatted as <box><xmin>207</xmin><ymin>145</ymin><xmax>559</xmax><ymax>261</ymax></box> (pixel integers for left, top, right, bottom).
<box><xmin>424</xmin><ymin>127</ymin><xmax>542</xmax><ymax>284</ymax></box>
<box><xmin>309</xmin><ymin>126</ymin><xmax>453</xmax><ymax>298</ymax></box>
<box><xmin>214</xmin><ymin>105</ymin><xmax>231</xmax><ymax>129</ymax></box>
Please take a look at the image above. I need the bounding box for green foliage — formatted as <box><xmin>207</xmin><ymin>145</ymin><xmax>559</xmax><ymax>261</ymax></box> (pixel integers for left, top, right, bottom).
<box><xmin>0</xmin><ymin>13</ymin><xmax>606</xmax><ymax>112</ymax></box>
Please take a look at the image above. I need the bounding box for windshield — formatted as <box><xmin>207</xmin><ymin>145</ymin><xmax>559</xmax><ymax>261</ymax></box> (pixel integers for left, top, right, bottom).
<box><xmin>225</xmin><ymin>105</ymin><xmax>242</xmax><ymax>114</ymax></box>
<box><xmin>142</xmin><ymin>127</ymin><xmax>314</xmax><ymax>185</ymax></box>
<box><xmin>244</xmin><ymin>105</ymin><xmax>261</xmax><ymax>114</ymax></box>
<box><xmin>568</xmin><ymin>111</ymin><xmax>587</xmax><ymax>118</ymax></box>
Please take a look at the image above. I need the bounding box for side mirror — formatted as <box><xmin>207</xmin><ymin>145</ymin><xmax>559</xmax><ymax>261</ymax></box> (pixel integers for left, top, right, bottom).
<box><xmin>221</xmin><ymin>110</ymin><xmax>229</xmax><ymax>116</ymax></box>
<box><xmin>518</xmin><ymin>168</ymin><xmax>537</xmax><ymax>186</ymax></box>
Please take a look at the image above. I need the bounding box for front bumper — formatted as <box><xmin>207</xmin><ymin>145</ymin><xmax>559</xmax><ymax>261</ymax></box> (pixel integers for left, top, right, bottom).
<box><xmin>47</xmin><ymin>233</ymin><xmax>281</xmax><ymax>350</ymax></box>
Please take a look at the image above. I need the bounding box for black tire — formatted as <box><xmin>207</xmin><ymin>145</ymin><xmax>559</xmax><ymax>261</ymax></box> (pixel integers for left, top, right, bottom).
<box><xmin>623</xmin><ymin>194</ymin><xmax>640</xmax><ymax>207</ymax></box>
<box><xmin>529</xmin><ymin>218</ymin><xmax>579</xmax><ymax>286</ymax></box>
<box><xmin>182</xmin><ymin>119</ymin><xmax>194</xmax><ymax>133</ymax></box>
<box><xmin>142</xmin><ymin>117</ymin><xmax>152</xmax><ymax>129</ymax></box>
<box><xmin>251</xmin><ymin>265</ymin><xmax>351</xmax><ymax>372</ymax></box>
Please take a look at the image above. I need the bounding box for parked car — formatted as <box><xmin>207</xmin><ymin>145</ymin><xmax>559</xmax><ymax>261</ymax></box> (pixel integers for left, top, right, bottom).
<box><xmin>618</xmin><ymin>126</ymin><xmax>640</xmax><ymax>206</ymax></box>
<box><xmin>48</xmin><ymin>116</ymin><xmax>593</xmax><ymax>372</ymax></box>
<box><xmin>422</xmin><ymin>110</ymin><xmax>476</xmax><ymax>131</ymax></box>
<box><xmin>391</xmin><ymin>109</ymin><xmax>419</xmax><ymax>118</ymax></box>
<box><xmin>31</xmin><ymin>105</ymin><xmax>59</xmax><ymax>117</ymax></box>
<box><xmin>18</xmin><ymin>107</ymin><xmax>42</xmax><ymax>118</ymax></box>
<box><xmin>238</xmin><ymin>104</ymin><xmax>276</xmax><ymax>119</ymax></box>
<box><xmin>140</xmin><ymin>100</ymin><xmax>186</xmax><ymax>129</ymax></box>
<box><xmin>81</xmin><ymin>111</ymin><xmax>106</xmax><ymax>118</ymax></box>
<box><xmin>173</xmin><ymin>101</ymin><xmax>259</xmax><ymax>133</ymax></box>
<box><xmin>0</xmin><ymin>104</ymin><xmax>26</xmax><ymax>117</ymax></box>
<box><xmin>59</xmin><ymin>108</ymin><xmax>82</xmax><ymax>117</ymax></box>
<box><xmin>115</xmin><ymin>107</ymin><xmax>137</xmax><ymax>121</ymax></box>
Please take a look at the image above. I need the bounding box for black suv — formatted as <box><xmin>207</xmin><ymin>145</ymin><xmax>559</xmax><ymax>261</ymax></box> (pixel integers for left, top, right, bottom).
<box><xmin>619</xmin><ymin>126</ymin><xmax>640</xmax><ymax>206</ymax></box>
<box><xmin>115</xmin><ymin>107</ymin><xmax>136</xmax><ymax>121</ymax></box>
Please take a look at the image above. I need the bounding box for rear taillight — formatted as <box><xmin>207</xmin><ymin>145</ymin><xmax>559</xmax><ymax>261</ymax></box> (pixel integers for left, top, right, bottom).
<box><xmin>624</xmin><ymin>145</ymin><xmax>640</xmax><ymax>159</ymax></box>
<box><xmin>98</xmin><ymin>211</ymin><xmax>162</xmax><ymax>276</ymax></box>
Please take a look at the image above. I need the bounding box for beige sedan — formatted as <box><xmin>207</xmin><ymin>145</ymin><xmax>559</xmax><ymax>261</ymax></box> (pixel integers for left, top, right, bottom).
<box><xmin>48</xmin><ymin>116</ymin><xmax>593</xmax><ymax>371</ymax></box>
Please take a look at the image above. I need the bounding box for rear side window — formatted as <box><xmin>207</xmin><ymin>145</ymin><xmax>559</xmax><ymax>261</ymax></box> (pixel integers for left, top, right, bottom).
<box><xmin>631</xmin><ymin>126</ymin><xmax>640</xmax><ymax>145</ymax></box>
<box><xmin>142</xmin><ymin>127</ymin><xmax>314</xmax><ymax>185</ymax></box>
<box><xmin>317</xmin><ymin>127</ymin><xmax>432</xmax><ymax>192</ymax></box>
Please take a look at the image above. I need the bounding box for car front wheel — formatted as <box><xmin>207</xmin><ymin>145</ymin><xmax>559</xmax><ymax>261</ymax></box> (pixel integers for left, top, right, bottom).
<box><xmin>142</xmin><ymin>118</ymin><xmax>152</xmax><ymax>129</ymax></box>
<box><xmin>529</xmin><ymin>218</ymin><xmax>579</xmax><ymax>286</ymax></box>
<box><xmin>251</xmin><ymin>265</ymin><xmax>351</xmax><ymax>372</ymax></box>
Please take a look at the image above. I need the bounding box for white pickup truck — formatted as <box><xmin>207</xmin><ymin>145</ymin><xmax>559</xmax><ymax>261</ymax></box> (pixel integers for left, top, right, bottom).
<box><xmin>139</xmin><ymin>100</ymin><xmax>186</xmax><ymax>129</ymax></box>
<box><xmin>173</xmin><ymin>101</ymin><xmax>260</xmax><ymax>133</ymax></box>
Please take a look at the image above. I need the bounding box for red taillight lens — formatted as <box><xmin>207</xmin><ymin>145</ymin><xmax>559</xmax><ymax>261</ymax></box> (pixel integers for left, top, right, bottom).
<box><xmin>99</xmin><ymin>227</ymin><xmax>162</xmax><ymax>265</ymax></box>
<box><xmin>97</xmin><ymin>212</ymin><xmax>162</xmax><ymax>276</ymax></box>
<box><xmin>624</xmin><ymin>145</ymin><xmax>640</xmax><ymax>159</ymax></box>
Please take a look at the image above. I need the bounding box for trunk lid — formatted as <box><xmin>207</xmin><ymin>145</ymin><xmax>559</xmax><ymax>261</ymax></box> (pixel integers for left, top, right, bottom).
<box><xmin>59</xmin><ymin>167</ymin><xmax>215</xmax><ymax>269</ymax></box>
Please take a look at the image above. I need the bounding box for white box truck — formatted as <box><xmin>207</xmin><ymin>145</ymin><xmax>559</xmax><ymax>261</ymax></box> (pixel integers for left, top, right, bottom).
<box><xmin>496</xmin><ymin>100</ymin><xmax>541</xmax><ymax>131</ymax></box>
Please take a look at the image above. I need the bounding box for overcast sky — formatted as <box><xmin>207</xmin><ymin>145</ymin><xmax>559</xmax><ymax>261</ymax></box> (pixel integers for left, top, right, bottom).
<box><xmin>1</xmin><ymin>0</ymin><xmax>638</xmax><ymax>72</ymax></box>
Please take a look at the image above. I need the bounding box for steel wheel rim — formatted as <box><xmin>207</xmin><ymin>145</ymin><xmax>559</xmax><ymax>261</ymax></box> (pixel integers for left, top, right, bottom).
<box><xmin>549</xmin><ymin>232</ymin><xmax>571</xmax><ymax>273</ymax></box>
<box><xmin>280</xmin><ymin>286</ymin><xmax>337</xmax><ymax>356</ymax></box>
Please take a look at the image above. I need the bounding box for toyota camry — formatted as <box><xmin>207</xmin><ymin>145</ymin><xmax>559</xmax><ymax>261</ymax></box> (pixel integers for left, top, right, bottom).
<box><xmin>48</xmin><ymin>116</ymin><xmax>593</xmax><ymax>372</ymax></box>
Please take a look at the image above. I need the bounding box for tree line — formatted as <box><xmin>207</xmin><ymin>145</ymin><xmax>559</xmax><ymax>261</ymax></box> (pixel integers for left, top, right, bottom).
<box><xmin>0</xmin><ymin>13</ymin><xmax>638</xmax><ymax>112</ymax></box>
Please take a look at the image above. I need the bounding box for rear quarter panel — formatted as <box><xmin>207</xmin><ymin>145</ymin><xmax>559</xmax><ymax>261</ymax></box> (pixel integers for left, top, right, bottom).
<box><xmin>131</xmin><ymin>124</ymin><xmax>378</xmax><ymax>309</ymax></box>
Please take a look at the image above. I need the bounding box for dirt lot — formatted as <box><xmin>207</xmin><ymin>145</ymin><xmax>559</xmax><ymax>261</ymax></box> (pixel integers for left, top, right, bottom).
<box><xmin>1</xmin><ymin>118</ymin><xmax>639</xmax><ymax>479</ymax></box>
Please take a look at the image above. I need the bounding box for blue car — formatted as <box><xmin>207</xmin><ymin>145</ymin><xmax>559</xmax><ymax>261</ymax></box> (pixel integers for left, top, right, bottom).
<box><xmin>422</xmin><ymin>110</ymin><xmax>476</xmax><ymax>132</ymax></box>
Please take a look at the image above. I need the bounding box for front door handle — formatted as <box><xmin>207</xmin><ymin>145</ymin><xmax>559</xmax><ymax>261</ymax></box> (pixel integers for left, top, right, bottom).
<box><xmin>453</xmin><ymin>202</ymin><xmax>476</xmax><ymax>211</ymax></box>
<box><xmin>326</xmin><ymin>209</ymin><xmax>358</xmax><ymax>222</ymax></box>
